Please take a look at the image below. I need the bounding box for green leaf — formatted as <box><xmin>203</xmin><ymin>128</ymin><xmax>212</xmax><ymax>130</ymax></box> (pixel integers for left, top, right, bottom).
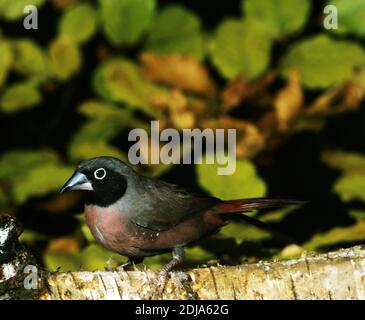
<box><xmin>0</xmin><ymin>150</ymin><xmax>59</xmax><ymax>181</ymax></box>
<box><xmin>218</xmin><ymin>206</ymin><xmax>299</xmax><ymax>245</ymax></box>
<box><xmin>99</xmin><ymin>0</ymin><xmax>156</xmax><ymax>46</ymax></box>
<box><xmin>19</xmin><ymin>230</ymin><xmax>48</xmax><ymax>243</ymax></box>
<box><xmin>233</xmin><ymin>206</ymin><xmax>301</xmax><ymax>250</ymax></box>
<box><xmin>14</xmin><ymin>163</ymin><xmax>74</xmax><ymax>204</ymax></box>
<box><xmin>45</xmin><ymin>242</ymin><xmax>125</xmax><ymax>272</ymax></box>
<box><xmin>184</xmin><ymin>246</ymin><xmax>215</xmax><ymax>264</ymax></box>
<box><xmin>80</xmin><ymin>244</ymin><xmax>124</xmax><ymax>271</ymax></box>
<box><xmin>196</xmin><ymin>154</ymin><xmax>266</xmax><ymax>200</ymax></box>
<box><xmin>349</xmin><ymin>210</ymin><xmax>365</xmax><ymax>220</ymax></box>
<box><xmin>93</xmin><ymin>58</ymin><xmax>161</xmax><ymax>116</ymax></box>
<box><xmin>0</xmin><ymin>150</ymin><xmax>70</xmax><ymax>204</ymax></box>
<box><xmin>12</xmin><ymin>39</ymin><xmax>47</xmax><ymax>82</ymax></box>
<box><xmin>290</xmin><ymin>117</ymin><xmax>326</xmax><ymax>134</ymax></box>
<box><xmin>81</xmin><ymin>223</ymin><xmax>95</xmax><ymax>243</ymax></box>
<box><xmin>0</xmin><ymin>0</ymin><xmax>45</xmax><ymax>20</ymax></box>
<box><xmin>73</xmin><ymin>119</ymin><xmax>121</xmax><ymax>142</ymax></box>
<box><xmin>322</xmin><ymin>150</ymin><xmax>365</xmax><ymax>174</ymax></box>
<box><xmin>78</xmin><ymin>100</ymin><xmax>148</xmax><ymax>129</ymax></box>
<box><xmin>243</xmin><ymin>0</ymin><xmax>310</xmax><ymax>38</ymax></box>
<box><xmin>328</xmin><ymin>0</ymin><xmax>365</xmax><ymax>36</ymax></box>
<box><xmin>0</xmin><ymin>40</ymin><xmax>13</xmax><ymax>87</ymax></box>
<box><xmin>219</xmin><ymin>222</ymin><xmax>271</xmax><ymax>245</ymax></box>
<box><xmin>48</xmin><ymin>36</ymin><xmax>81</xmax><ymax>80</ymax></box>
<box><xmin>303</xmin><ymin>219</ymin><xmax>365</xmax><ymax>251</ymax></box>
<box><xmin>321</xmin><ymin>150</ymin><xmax>365</xmax><ymax>202</ymax></box>
<box><xmin>143</xmin><ymin>252</ymin><xmax>171</xmax><ymax>270</ymax></box>
<box><xmin>281</xmin><ymin>34</ymin><xmax>365</xmax><ymax>89</ymax></box>
<box><xmin>68</xmin><ymin>120</ymin><xmax>127</xmax><ymax>161</ymax></box>
<box><xmin>210</xmin><ymin>19</ymin><xmax>273</xmax><ymax>79</ymax></box>
<box><xmin>333</xmin><ymin>174</ymin><xmax>365</xmax><ymax>202</ymax></box>
<box><xmin>44</xmin><ymin>252</ymin><xmax>81</xmax><ymax>272</ymax></box>
<box><xmin>59</xmin><ymin>3</ymin><xmax>97</xmax><ymax>44</ymax></box>
<box><xmin>0</xmin><ymin>82</ymin><xmax>41</xmax><ymax>113</ymax></box>
<box><xmin>146</xmin><ymin>5</ymin><xmax>204</xmax><ymax>60</ymax></box>
<box><xmin>260</xmin><ymin>205</ymin><xmax>301</xmax><ymax>223</ymax></box>
<box><xmin>76</xmin><ymin>214</ymin><xmax>95</xmax><ymax>243</ymax></box>
<box><xmin>78</xmin><ymin>100</ymin><xmax>131</xmax><ymax>120</ymax></box>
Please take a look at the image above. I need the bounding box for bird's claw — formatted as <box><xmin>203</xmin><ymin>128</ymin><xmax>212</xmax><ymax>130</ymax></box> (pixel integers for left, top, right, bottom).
<box><xmin>115</xmin><ymin>262</ymin><xmax>131</xmax><ymax>272</ymax></box>
<box><xmin>142</xmin><ymin>270</ymin><xmax>169</xmax><ymax>300</ymax></box>
<box><xmin>115</xmin><ymin>260</ymin><xmax>141</xmax><ymax>272</ymax></box>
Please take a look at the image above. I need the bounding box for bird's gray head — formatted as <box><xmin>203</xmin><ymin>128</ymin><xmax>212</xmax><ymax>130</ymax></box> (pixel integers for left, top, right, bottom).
<box><xmin>60</xmin><ymin>156</ymin><xmax>134</xmax><ymax>207</ymax></box>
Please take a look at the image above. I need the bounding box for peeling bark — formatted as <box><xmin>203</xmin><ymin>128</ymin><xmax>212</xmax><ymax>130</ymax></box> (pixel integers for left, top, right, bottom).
<box><xmin>32</xmin><ymin>246</ymin><xmax>365</xmax><ymax>300</ymax></box>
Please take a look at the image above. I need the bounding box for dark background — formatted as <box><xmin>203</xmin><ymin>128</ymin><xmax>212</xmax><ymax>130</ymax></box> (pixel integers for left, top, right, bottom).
<box><xmin>0</xmin><ymin>0</ymin><xmax>364</xmax><ymax>270</ymax></box>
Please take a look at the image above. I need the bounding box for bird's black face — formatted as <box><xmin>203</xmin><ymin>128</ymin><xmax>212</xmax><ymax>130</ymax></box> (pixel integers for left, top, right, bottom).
<box><xmin>60</xmin><ymin>157</ymin><xmax>129</xmax><ymax>207</ymax></box>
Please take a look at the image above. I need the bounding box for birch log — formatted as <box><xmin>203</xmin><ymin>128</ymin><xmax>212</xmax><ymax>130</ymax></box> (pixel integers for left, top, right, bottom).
<box><xmin>32</xmin><ymin>245</ymin><xmax>365</xmax><ymax>300</ymax></box>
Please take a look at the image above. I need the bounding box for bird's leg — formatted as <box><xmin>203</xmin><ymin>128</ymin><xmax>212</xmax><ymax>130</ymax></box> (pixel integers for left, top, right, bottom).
<box><xmin>143</xmin><ymin>247</ymin><xmax>185</xmax><ymax>299</ymax></box>
<box><xmin>158</xmin><ymin>247</ymin><xmax>185</xmax><ymax>282</ymax></box>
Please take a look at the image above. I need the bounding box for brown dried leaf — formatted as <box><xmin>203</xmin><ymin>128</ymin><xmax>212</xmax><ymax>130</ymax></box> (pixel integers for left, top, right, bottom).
<box><xmin>306</xmin><ymin>70</ymin><xmax>365</xmax><ymax>116</ymax></box>
<box><xmin>140</xmin><ymin>52</ymin><xmax>215</xmax><ymax>95</ymax></box>
<box><xmin>35</xmin><ymin>192</ymin><xmax>82</xmax><ymax>214</ymax></box>
<box><xmin>222</xmin><ymin>72</ymin><xmax>276</xmax><ymax>110</ymax></box>
<box><xmin>235</xmin><ymin>123</ymin><xmax>266</xmax><ymax>159</ymax></box>
<box><xmin>168</xmin><ymin>90</ymin><xmax>195</xmax><ymax>129</ymax></box>
<box><xmin>149</xmin><ymin>91</ymin><xmax>170</xmax><ymax>110</ymax></box>
<box><xmin>47</xmin><ymin>236</ymin><xmax>80</xmax><ymax>254</ymax></box>
<box><xmin>201</xmin><ymin>117</ymin><xmax>265</xmax><ymax>159</ymax></box>
<box><xmin>343</xmin><ymin>81</ymin><xmax>365</xmax><ymax>109</ymax></box>
<box><xmin>274</xmin><ymin>68</ymin><xmax>303</xmax><ymax>131</ymax></box>
<box><xmin>306</xmin><ymin>86</ymin><xmax>342</xmax><ymax>116</ymax></box>
<box><xmin>52</xmin><ymin>0</ymin><xmax>78</xmax><ymax>10</ymax></box>
<box><xmin>221</xmin><ymin>75</ymin><xmax>249</xmax><ymax>109</ymax></box>
<box><xmin>149</xmin><ymin>90</ymin><xmax>197</xmax><ymax>129</ymax></box>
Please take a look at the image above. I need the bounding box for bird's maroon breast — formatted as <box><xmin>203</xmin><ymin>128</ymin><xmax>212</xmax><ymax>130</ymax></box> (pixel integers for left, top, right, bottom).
<box><xmin>84</xmin><ymin>204</ymin><xmax>142</xmax><ymax>256</ymax></box>
<box><xmin>84</xmin><ymin>204</ymin><xmax>224</xmax><ymax>258</ymax></box>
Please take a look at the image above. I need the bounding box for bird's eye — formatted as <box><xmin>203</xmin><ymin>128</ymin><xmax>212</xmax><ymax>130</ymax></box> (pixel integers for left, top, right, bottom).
<box><xmin>94</xmin><ymin>168</ymin><xmax>106</xmax><ymax>180</ymax></box>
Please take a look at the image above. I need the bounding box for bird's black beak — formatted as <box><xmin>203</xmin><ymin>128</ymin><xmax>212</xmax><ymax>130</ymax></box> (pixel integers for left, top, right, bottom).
<box><xmin>60</xmin><ymin>171</ymin><xmax>93</xmax><ymax>193</ymax></box>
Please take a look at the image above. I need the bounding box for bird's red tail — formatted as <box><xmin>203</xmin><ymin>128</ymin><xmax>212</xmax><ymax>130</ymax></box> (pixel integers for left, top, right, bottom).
<box><xmin>214</xmin><ymin>197</ymin><xmax>306</xmax><ymax>214</ymax></box>
<box><xmin>212</xmin><ymin>197</ymin><xmax>306</xmax><ymax>243</ymax></box>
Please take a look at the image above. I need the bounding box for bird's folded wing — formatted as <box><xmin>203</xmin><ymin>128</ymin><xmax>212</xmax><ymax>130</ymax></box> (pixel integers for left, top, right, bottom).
<box><xmin>130</xmin><ymin>180</ymin><xmax>219</xmax><ymax>232</ymax></box>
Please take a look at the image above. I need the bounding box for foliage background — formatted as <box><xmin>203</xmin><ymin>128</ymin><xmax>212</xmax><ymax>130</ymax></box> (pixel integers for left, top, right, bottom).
<box><xmin>0</xmin><ymin>0</ymin><xmax>365</xmax><ymax>271</ymax></box>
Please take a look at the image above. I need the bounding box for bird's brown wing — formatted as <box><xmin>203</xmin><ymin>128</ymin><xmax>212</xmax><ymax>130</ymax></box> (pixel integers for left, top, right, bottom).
<box><xmin>130</xmin><ymin>179</ymin><xmax>220</xmax><ymax>232</ymax></box>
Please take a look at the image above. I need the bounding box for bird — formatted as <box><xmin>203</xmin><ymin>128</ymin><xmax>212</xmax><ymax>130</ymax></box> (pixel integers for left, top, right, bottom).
<box><xmin>60</xmin><ymin>156</ymin><xmax>304</xmax><ymax>275</ymax></box>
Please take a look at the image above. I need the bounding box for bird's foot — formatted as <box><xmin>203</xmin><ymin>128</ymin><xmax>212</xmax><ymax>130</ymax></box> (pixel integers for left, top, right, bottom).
<box><xmin>141</xmin><ymin>248</ymin><xmax>185</xmax><ymax>299</ymax></box>
<box><xmin>115</xmin><ymin>258</ymin><xmax>143</xmax><ymax>272</ymax></box>
<box><xmin>142</xmin><ymin>270</ymin><xmax>169</xmax><ymax>300</ymax></box>
<box><xmin>116</xmin><ymin>261</ymin><xmax>133</xmax><ymax>272</ymax></box>
<box><xmin>157</xmin><ymin>269</ymin><xmax>168</xmax><ymax>286</ymax></box>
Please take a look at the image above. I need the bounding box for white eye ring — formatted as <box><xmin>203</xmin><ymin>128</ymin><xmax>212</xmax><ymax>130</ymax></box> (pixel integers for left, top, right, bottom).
<box><xmin>94</xmin><ymin>168</ymin><xmax>106</xmax><ymax>180</ymax></box>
